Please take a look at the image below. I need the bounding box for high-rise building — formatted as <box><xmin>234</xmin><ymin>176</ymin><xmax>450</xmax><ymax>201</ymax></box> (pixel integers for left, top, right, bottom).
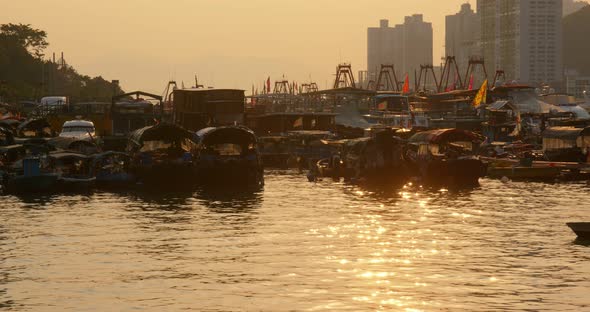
<box><xmin>478</xmin><ymin>0</ymin><xmax>563</xmax><ymax>87</ymax></box>
<box><xmin>367</xmin><ymin>15</ymin><xmax>433</xmax><ymax>87</ymax></box>
<box><xmin>445</xmin><ymin>3</ymin><xmax>480</xmax><ymax>73</ymax></box>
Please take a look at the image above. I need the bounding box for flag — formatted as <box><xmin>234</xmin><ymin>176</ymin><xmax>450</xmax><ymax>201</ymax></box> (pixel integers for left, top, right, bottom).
<box><xmin>472</xmin><ymin>79</ymin><xmax>488</xmax><ymax>108</ymax></box>
<box><xmin>266</xmin><ymin>77</ymin><xmax>271</xmax><ymax>93</ymax></box>
<box><xmin>402</xmin><ymin>73</ymin><xmax>410</xmax><ymax>94</ymax></box>
<box><xmin>468</xmin><ymin>74</ymin><xmax>474</xmax><ymax>90</ymax></box>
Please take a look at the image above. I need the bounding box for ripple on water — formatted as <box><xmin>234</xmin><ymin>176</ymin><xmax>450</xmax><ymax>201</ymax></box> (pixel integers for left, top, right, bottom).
<box><xmin>0</xmin><ymin>174</ymin><xmax>589</xmax><ymax>310</ymax></box>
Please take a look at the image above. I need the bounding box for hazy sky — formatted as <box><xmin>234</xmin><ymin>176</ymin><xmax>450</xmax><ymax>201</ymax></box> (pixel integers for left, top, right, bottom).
<box><xmin>3</xmin><ymin>0</ymin><xmax>476</xmax><ymax>94</ymax></box>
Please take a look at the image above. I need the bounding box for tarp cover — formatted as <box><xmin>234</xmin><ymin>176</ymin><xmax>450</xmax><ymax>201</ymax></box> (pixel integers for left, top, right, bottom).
<box><xmin>409</xmin><ymin>128</ymin><xmax>484</xmax><ymax>144</ymax></box>
<box><xmin>196</xmin><ymin>126</ymin><xmax>257</xmax><ymax>146</ymax></box>
<box><xmin>542</xmin><ymin>127</ymin><xmax>590</xmax><ymax>140</ymax></box>
<box><xmin>128</xmin><ymin>123</ymin><xmax>193</xmax><ymax>148</ymax></box>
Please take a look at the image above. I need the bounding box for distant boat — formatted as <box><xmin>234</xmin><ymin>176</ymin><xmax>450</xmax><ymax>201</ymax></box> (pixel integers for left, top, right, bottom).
<box><xmin>566</xmin><ymin>222</ymin><xmax>590</xmax><ymax>239</ymax></box>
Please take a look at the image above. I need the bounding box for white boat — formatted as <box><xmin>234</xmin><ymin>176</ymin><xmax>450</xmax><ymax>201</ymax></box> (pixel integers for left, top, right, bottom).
<box><xmin>59</xmin><ymin>119</ymin><xmax>96</xmax><ymax>140</ymax></box>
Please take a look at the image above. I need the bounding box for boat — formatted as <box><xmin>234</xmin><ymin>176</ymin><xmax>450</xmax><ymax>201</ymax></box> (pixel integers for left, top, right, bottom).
<box><xmin>406</xmin><ymin>128</ymin><xmax>487</xmax><ymax>186</ymax></box>
<box><xmin>47</xmin><ymin>151</ymin><xmax>96</xmax><ymax>191</ymax></box>
<box><xmin>484</xmin><ymin>157</ymin><xmax>590</xmax><ymax>181</ymax></box>
<box><xmin>59</xmin><ymin>119</ymin><xmax>96</xmax><ymax>140</ymax></box>
<box><xmin>194</xmin><ymin>126</ymin><xmax>264</xmax><ymax>186</ymax></box>
<box><xmin>315</xmin><ymin>129</ymin><xmax>407</xmax><ymax>183</ymax></box>
<box><xmin>91</xmin><ymin>151</ymin><xmax>136</xmax><ymax>188</ymax></box>
<box><xmin>4</xmin><ymin>157</ymin><xmax>59</xmax><ymax>194</ymax></box>
<box><xmin>127</xmin><ymin>122</ymin><xmax>198</xmax><ymax>186</ymax></box>
<box><xmin>566</xmin><ymin>222</ymin><xmax>590</xmax><ymax>239</ymax></box>
<box><xmin>542</xmin><ymin>126</ymin><xmax>590</xmax><ymax>162</ymax></box>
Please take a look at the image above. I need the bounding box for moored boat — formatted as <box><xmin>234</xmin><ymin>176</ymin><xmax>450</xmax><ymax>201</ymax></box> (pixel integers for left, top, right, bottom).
<box><xmin>194</xmin><ymin>126</ymin><xmax>264</xmax><ymax>186</ymax></box>
<box><xmin>91</xmin><ymin>151</ymin><xmax>136</xmax><ymax>188</ymax></box>
<box><xmin>127</xmin><ymin>123</ymin><xmax>197</xmax><ymax>186</ymax></box>
<box><xmin>566</xmin><ymin>222</ymin><xmax>590</xmax><ymax>239</ymax></box>
<box><xmin>406</xmin><ymin>128</ymin><xmax>486</xmax><ymax>186</ymax></box>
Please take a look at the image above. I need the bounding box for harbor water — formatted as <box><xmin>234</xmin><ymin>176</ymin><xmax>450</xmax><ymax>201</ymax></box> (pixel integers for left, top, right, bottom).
<box><xmin>1</xmin><ymin>171</ymin><xmax>589</xmax><ymax>311</ymax></box>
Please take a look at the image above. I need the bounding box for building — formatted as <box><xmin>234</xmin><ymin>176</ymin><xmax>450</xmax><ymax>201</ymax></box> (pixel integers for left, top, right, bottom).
<box><xmin>367</xmin><ymin>15</ymin><xmax>433</xmax><ymax>88</ymax></box>
<box><xmin>478</xmin><ymin>0</ymin><xmax>563</xmax><ymax>87</ymax></box>
<box><xmin>445</xmin><ymin>3</ymin><xmax>480</xmax><ymax>73</ymax></box>
<box><xmin>173</xmin><ymin>89</ymin><xmax>245</xmax><ymax>131</ymax></box>
<box><xmin>565</xmin><ymin>70</ymin><xmax>590</xmax><ymax>99</ymax></box>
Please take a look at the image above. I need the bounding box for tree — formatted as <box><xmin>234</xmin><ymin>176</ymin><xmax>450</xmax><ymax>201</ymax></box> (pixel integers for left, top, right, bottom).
<box><xmin>0</xmin><ymin>23</ymin><xmax>48</xmax><ymax>58</ymax></box>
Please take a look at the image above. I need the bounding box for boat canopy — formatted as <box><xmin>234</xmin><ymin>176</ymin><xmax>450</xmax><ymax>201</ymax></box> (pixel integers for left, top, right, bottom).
<box><xmin>409</xmin><ymin>129</ymin><xmax>484</xmax><ymax>144</ymax></box>
<box><xmin>48</xmin><ymin>151</ymin><xmax>91</xmax><ymax>160</ymax></box>
<box><xmin>542</xmin><ymin>127</ymin><xmax>590</xmax><ymax>140</ymax></box>
<box><xmin>48</xmin><ymin>137</ymin><xmax>97</xmax><ymax>153</ymax></box>
<box><xmin>128</xmin><ymin>123</ymin><xmax>194</xmax><ymax>150</ymax></box>
<box><xmin>17</xmin><ymin>118</ymin><xmax>52</xmax><ymax>137</ymax></box>
<box><xmin>196</xmin><ymin>126</ymin><xmax>257</xmax><ymax>146</ymax></box>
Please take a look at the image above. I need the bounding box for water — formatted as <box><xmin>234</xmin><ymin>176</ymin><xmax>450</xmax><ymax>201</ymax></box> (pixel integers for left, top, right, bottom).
<box><xmin>1</xmin><ymin>171</ymin><xmax>590</xmax><ymax>311</ymax></box>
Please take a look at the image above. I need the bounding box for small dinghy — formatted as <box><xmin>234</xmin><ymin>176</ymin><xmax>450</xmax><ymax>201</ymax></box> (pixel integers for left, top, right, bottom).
<box><xmin>566</xmin><ymin>222</ymin><xmax>590</xmax><ymax>239</ymax></box>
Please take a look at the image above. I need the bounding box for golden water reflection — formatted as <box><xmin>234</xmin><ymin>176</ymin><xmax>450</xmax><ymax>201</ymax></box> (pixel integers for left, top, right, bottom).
<box><xmin>0</xmin><ymin>174</ymin><xmax>589</xmax><ymax>310</ymax></box>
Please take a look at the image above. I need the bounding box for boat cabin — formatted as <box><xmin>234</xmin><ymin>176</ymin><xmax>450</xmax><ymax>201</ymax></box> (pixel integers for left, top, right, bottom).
<box><xmin>542</xmin><ymin>126</ymin><xmax>590</xmax><ymax>162</ymax></box>
<box><xmin>409</xmin><ymin>128</ymin><xmax>483</xmax><ymax>160</ymax></box>
<box><xmin>173</xmin><ymin>88</ymin><xmax>245</xmax><ymax>131</ymax></box>
<box><xmin>245</xmin><ymin>112</ymin><xmax>337</xmax><ymax>135</ymax></box>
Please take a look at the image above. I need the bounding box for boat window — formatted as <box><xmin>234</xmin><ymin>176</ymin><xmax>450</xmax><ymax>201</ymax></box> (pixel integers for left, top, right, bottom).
<box><xmin>62</xmin><ymin>126</ymin><xmax>95</xmax><ymax>133</ymax></box>
<box><xmin>417</xmin><ymin>144</ymin><xmax>429</xmax><ymax>156</ymax></box>
<box><xmin>140</xmin><ymin>141</ymin><xmax>172</xmax><ymax>152</ymax></box>
<box><xmin>428</xmin><ymin>144</ymin><xmax>440</xmax><ymax>155</ymax></box>
<box><xmin>208</xmin><ymin>143</ymin><xmax>242</xmax><ymax>156</ymax></box>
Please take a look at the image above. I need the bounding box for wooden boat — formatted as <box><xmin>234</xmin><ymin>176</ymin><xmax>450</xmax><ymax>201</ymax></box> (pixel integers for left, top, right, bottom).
<box><xmin>566</xmin><ymin>222</ymin><xmax>590</xmax><ymax>239</ymax></box>
<box><xmin>4</xmin><ymin>157</ymin><xmax>60</xmax><ymax>193</ymax></box>
<box><xmin>127</xmin><ymin>123</ymin><xmax>198</xmax><ymax>186</ymax></box>
<box><xmin>48</xmin><ymin>152</ymin><xmax>96</xmax><ymax>191</ymax></box>
<box><xmin>316</xmin><ymin>130</ymin><xmax>407</xmax><ymax>182</ymax></box>
<box><xmin>483</xmin><ymin>157</ymin><xmax>590</xmax><ymax>181</ymax></box>
<box><xmin>91</xmin><ymin>151</ymin><xmax>136</xmax><ymax>188</ymax></box>
<box><xmin>406</xmin><ymin>129</ymin><xmax>486</xmax><ymax>186</ymax></box>
<box><xmin>194</xmin><ymin>126</ymin><xmax>264</xmax><ymax>186</ymax></box>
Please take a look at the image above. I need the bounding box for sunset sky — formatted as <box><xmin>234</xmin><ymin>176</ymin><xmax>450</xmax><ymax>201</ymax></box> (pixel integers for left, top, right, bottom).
<box><xmin>3</xmin><ymin>0</ymin><xmax>476</xmax><ymax>94</ymax></box>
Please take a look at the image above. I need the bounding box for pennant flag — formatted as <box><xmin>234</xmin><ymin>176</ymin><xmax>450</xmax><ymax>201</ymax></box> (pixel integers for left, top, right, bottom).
<box><xmin>472</xmin><ymin>79</ymin><xmax>488</xmax><ymax>108</ymax></box>
<box><xmin>402</xmin><ymin>73</ymin><xmax>410</xmax><ymax>94</ymax></box>
<box><xmin>468</xmin><ymin>74</ymin><xmax>474</xmax><ymax>90</ymax></box>
<box><xmin>266</xmin><ymin>77</ymin><xmax>271</xmax><ymax>93</ymax></box>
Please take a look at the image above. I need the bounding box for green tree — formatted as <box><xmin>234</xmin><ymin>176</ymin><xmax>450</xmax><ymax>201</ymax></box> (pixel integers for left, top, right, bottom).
<box><xmin>0</xmin><ymin>23</ymin><xmax>48</xmax><ymax>58</ymax></box>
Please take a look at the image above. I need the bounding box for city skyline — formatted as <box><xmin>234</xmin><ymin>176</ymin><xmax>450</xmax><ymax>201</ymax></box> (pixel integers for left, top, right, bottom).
<box><xmin>3</xmin><ymin>0</ymin><xmax>586</xmax><ymax>94</ymax></box>
<box><xmin>2</xmin><ymin>0</ymin><xmax>482</xmax><ymax>94</ymax></box>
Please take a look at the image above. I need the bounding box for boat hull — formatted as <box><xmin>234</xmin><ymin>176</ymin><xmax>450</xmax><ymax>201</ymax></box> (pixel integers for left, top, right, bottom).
<box><xmin>567</xmin><ymin>222</ymin><xmax>590</xmax><ymax>239</ymax></box>
<box><xmin>5</xmin><ymin>174</ymin><xmax>60</xmax><ymax>194</ymax></box>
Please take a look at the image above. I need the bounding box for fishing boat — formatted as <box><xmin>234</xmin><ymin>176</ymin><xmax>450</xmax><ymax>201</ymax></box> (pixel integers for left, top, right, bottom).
<box><xmin>566</xmin><ymin>222</ymin><xmax>590</xmax><ymax>239</ymax></box>
<box><xmin>91</xmin><ymin>151</ymin><xmax>136</xmax><ymax>188</ymax></box>
<box><xmin>484</xmin><ymin>157</ymin><xmax>590</xmax><ymax>181</ymax></box>
<box><xmin>48</xmin><ymin>152</ymin><xmax>96</xmax><ymax>191</ymax></box>
<box><xmin>4</xmin><ymin>157</ymin><xmax>59</xmax><ymax>194</ymax></box>
<box><xmin>194</xmin><ymin>126</ymin><xmax>264</xmax><ymax>186</ymax></box>
<box><xmin>127</xmin><ymin>123</ymin><xmax>198</xmax><ymax>186</ymax></box>
<box><xmin>406</xmin><ymin>128</ymin><xmax>486</xmax><ymax>186</ymax></box>
<box><xmin>315</xmin><ymin>130</ymin><xmax>407</xmax><ymax>182</ymax></box>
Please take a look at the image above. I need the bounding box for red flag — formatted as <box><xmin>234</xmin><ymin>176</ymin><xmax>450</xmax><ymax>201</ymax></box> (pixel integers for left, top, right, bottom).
<box><xmin>402</xmin><ymin>73</ymin><xmax>410</xmax><ymax>94</ymax></box>
<box><xmin>468</xmin><ymin>74</ymin><xmax>474</xmax><ymax>90</ymax></box>
<box><xmin>266</xmin><ymin>77</ymin><xmax>271</xmax><ymax>93</ymax></box>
